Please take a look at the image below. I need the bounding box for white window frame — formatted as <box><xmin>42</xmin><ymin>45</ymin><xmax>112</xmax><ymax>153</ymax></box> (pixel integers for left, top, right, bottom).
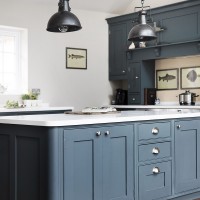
<box><xmin>0</xmin><ymin>25</ymin><xmax>28</xmax><ymax>95</ymax></box>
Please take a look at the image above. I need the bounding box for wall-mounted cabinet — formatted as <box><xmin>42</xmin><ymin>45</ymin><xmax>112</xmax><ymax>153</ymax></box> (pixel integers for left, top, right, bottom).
<box><xmin>108</xmin><ymin>23</ymin><xmax>128</xmax><ymax>80</ymax></box>
<box><xmin>127</xmin><ymin>61</ymin><xmax>155</xmax><ymax>105</ymax></box>
<box><xmin>107</xmin><ymin>0</ymin><xmax>200</xmax><ymax>105</ymax></box>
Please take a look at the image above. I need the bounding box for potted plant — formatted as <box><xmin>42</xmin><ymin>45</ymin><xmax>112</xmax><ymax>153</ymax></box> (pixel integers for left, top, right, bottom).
<box><xmin>21</xmin><ymin>92</ymin><xmax>41</xmax><ymax>107</ymax></box>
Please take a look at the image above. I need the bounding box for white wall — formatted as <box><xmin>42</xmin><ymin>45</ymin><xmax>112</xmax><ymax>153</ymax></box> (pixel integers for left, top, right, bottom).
<box><xmin>0</xmin><ymin>1</ymin><xmax>114</xmax><ymax>110</ymax></box>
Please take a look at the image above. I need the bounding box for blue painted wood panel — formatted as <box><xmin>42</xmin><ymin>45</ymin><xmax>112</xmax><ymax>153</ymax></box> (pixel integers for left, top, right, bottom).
<box><xmin>64</xmin><ymin>128</ymin><xmax>102</xmax><ymax>200</ymax></box>
<box><xmin>175</xmin><ymin>120</ymin><xmax>200</xmax><ymax>194</ymax></box>
<box><xmin>102</xmin><ymin>125</ymin><xmax>134</xmax><ymax>200</ymax></box>
<box><xmin>139</xmin><ymin>161</ymin><xmax>172</xmax><ymax>200</ymax></box>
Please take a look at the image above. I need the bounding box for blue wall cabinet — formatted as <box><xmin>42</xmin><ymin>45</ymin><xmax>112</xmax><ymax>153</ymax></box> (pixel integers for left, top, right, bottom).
<box><xmin>108</xmin><ymin>23</ymin><xmax>128</xmax><ymax>80</ymax></box>
<box><xmin>64</xmin><ymin>125</ymin><xmax>134</xmax><ymax>200</ymax></box>
<box><xmin>127</xmin><ymin>61</ymin><xmax>155</xmax><ymax>105</ymax></box>
<box><xmin>174</xmin><ymin>120</ymin><xmax>200</xmax><ymax>194</ymax></box>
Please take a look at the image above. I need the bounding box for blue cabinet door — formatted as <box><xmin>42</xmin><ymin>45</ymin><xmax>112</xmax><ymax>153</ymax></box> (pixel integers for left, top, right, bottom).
<box><xmin>64</xmin><ymin>125</ymin><xmax>134</xmax><ymax>200</ymax></box>
<box><xmin>64</xmin><ymin>128</ymin><xmax>103</xmax><ymax>200</ymax></box>
<box><xmin>109</xmin><ymin>23</ymin><xmax>127</xmax><ymax>80</ymax></box>
<box><xmin>175</xmin><ymin>120</ymin><xmax>200</xmax><ymax>194</ymax></box>
<box><xmin>102</xmin><ymin>125</ymin><xmax>134</xmax><ymax>200</ymax></box>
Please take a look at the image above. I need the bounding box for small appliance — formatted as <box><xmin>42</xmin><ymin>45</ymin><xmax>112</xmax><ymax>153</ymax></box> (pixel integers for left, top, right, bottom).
<box><xmin>115</xmin><ymin>89</ymin><xmax>127</xmax><ymax>105</ymax></box>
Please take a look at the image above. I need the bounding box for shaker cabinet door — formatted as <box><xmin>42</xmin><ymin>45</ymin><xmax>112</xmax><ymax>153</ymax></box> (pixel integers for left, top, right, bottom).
<box><xmin>175</xmin><ymin>120</ymin><xmax>200</xmax><ymax>194</ymax></box>
<box><xmin>102</xmin><ymin>125</ymin><xmax>134</xmax><ymax>200</ymax></box>
<box><xmin>64</xmin><ymin>128</ymin><xmax>103</xmax><ymax>200</ymax></box>
<box><xmin>109</xmin><ymin>23</ymin><xmax>127</xmax><ymax>79</ymax></box>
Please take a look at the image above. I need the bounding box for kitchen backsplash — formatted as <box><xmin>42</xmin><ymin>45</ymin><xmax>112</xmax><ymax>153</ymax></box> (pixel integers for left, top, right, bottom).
<box><xmin>155</xmin><ymin>55</ymin><xmax>200</xmax><ymax>103</ymax></box>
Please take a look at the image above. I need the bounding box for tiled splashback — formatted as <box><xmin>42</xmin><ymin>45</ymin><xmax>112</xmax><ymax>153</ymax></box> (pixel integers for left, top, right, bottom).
<box><xmin>155</xmin><ymin>55</ymin><xmax>200</xmax><ymax>104</ymax></box>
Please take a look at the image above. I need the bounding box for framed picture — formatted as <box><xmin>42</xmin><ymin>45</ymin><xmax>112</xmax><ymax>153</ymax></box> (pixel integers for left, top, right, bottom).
<box><xmin>156</xmin><ymin>68</ymin><xmax>179</xmax><ymax>90</ymax></box>
<box><xmin>181</xmin><ymin>66</ymin><xmax>200</xmax><ymax>89</ymax></box>
<box><xmin>66</xmin><ymin>48</ymin><xmax>87</xmax><ymax>69</ymax></box>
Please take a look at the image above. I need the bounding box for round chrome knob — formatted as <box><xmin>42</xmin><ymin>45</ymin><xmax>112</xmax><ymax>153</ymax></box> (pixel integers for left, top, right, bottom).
<box><xmin>96</xmin><ymin>131</ymin><xmax>101</xmax><ymax>136</ymax></box>
<box><xmin>177</xmin><ymin>125</ymin><xmax>181</xmax><ymax>129</ymax></box>
<box><xmin>122</xmin><ymin>70</ymin><xmax>126</xmax><ymax>73</ymax></box>
<box><xmin>152</xmin><ymin>127</ymin><xmax>159</xmax><ymax>135</ymax></box>
<box><xmin>152</xmin><ymin>147</ymin><xmax>160</xmax><ymax>154</ymax></box>
<box><xmin>105</xmin><ymin>131</ymin><xmax>110</xmax><ymax>136</ymax></box>
<box><xmin>152</xmin><ymin>167</ymin><xmax>160</xmax><ymax>174</ymax></box>
<box><xmin>135</xmin><ymin>76</ymin><xmax>139</xmax><ymax>79</ymax></box>
<box><xmin>132</xmin><ymin>98</ymin><xmax>135</xmax><ymax>101</ymax></box>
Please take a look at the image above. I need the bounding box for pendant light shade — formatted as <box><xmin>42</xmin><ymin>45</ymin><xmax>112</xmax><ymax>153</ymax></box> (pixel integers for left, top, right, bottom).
<box><xmin>128</xmin><ymin>10</ymin><xmax>157</xmax><ymax>42</ymax></box>
<box><xmin>128</xmin><ymin>1</ymin><xmax>157</xmax><ymax>42</ymax></box>
<box><xmin>47</xmin><ymin>0</ymin><xmax>82</xmax><ymax>33</ymax></box>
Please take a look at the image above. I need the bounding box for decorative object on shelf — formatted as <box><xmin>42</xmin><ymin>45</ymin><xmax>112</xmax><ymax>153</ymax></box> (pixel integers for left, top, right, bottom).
<box><xmin>4</xmin><ymin>100</ymin><xmax>20</xmax><ymax>109</ymax></box>
<box><xmin>128</xmin><ymin>0</ymin><xmax>157</xmax><ymax>42</ymax></box>
<box><xmin>156</xmin><ymin>68</ymin><xmax>179</xmax><ymax>90</ymax></box>
<box><xmin>128</xmin><ymin>42</ymin><xmax>136</xmax><ymax>49</ymax></box>
<box><xmin>46</xmin><ymin>0</ymin><xmax>82</xmax><ymax>33</ymax></box>
<box><xmin>66</xmin><ymin>47</ymin><xmax>87</xmax><ymax>69</ymax></box>
<box><xmin>181</xmin><ymin>66</ymin><xmax>200</xmax><ymax>89</ymax></box>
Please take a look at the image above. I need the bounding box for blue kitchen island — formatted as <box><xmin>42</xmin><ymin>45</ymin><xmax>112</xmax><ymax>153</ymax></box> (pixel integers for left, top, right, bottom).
<box><xmin>0</xmin><ymin>110</ymin><xmax>200</xmax><ymax>200</ymax></box>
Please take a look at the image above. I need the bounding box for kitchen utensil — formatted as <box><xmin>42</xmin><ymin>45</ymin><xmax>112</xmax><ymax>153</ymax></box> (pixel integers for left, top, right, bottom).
<box><xmin>178</xmin><ymin>90</ymin><xmax>199</xmax><ymax>105</ymax></box>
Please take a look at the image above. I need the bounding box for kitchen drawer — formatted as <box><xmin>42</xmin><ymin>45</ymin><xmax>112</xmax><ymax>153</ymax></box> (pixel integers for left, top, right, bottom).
<box><xmin>139</xmin><ymin>161</ymin><xmax>172</xmax><ymax>200</ymax></box>
<box><xmin>128</xmin><ymin>93</ymin><xmax>141</xmax><ymax>105</ymax></box>
<box><xmin>138</xmin><ymin>142</ymin><xmax>171</xmax><ymax>162</ymax></box>
<box><xmin>138</xmin><ymin>121</ymin><xmax>171</xmax><ymax>141</ymax></box>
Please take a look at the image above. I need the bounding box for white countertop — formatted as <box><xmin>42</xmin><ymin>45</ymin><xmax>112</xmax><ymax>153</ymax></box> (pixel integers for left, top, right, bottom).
<box><xmin>0</xmin><ymin>110</ymin><xmax>200</xmax><ymax>127</ymax></box>
<box><xmin>0</xmin><ymin>106</ymin><xmax>73</xmax><ymax>113</ymax></box>
<box><xmin>112</xmin><ymin>105</ymin><xmax>200</xmax><ymax>109</ymax></box>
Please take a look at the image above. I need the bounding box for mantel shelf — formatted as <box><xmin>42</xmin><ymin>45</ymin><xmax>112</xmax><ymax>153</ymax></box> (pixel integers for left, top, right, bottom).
<box><xmin>127</xmin><ymin>39</ymin><xmax>200</xmax><ymax>52</ymax></box>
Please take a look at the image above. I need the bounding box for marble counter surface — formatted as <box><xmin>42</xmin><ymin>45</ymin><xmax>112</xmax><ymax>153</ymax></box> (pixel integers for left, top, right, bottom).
<box><xmin>112</xmin><ymin>105</ymin><xmax>200</xmax><ymax>109</ymax></box>
<box><xmin>0</xmin><ymin>106</ymin><xmax>73</xmax><ymax>113</ymax></box>
<box><xmin>0</xmin><ymin>109</ymin><xmax>200</xmax><ymax>127</ymax></box>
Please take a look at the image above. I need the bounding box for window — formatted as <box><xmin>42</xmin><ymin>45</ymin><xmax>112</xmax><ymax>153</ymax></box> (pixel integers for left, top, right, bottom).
<box><xmin>0</xmin><ymin>25</ymin><xmax>28</xmax><ymax>94</ymax></box>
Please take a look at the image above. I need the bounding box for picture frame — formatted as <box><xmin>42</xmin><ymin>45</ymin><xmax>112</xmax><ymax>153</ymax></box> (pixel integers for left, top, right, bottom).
<box><xmin>66</xmin><ymin>47</ymin><xmax>87</xmax><ymax>69</ymax></box>
<box><xmin>181</xmin><ymin>66</ymin><xmax>200</xmax><ymax>89</ymax></box>
<box><xmin>156</xmin><ymin>68</ymin><xmax>179</xmax><ymax>90</ymax></box>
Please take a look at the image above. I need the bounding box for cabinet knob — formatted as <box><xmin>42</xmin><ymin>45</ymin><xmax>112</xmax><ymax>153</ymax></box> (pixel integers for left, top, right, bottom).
<box><xmin>135</xmin><ymin>76</ymin><xmax>139</xmax><ymax>79</ymax></box>
<box><xmin>152</xmin><ymin>147</ymin><xmax>160</xmax><ymax>155</ymax></box>
<box><xmin>177</xmin><ymin>125</ymin><xmax>181</xmax><ymax>129</ymax></box>
<box><xmin>105</xmin><ymin>131</ymin><xmax>110</xmax><ymax>136</ymax></box>
<box><xmin>152</xmin><ymin>167</ymin><xmax>160</xmax><ymax>174</ymax></box>
<box><xmin>122</xmin><ymin>70</ymin><xmax>126</xmax><ymax>73</ymax></box>
<box><xmin>96</xmin><ymin>131</ymin><xmax>101</xmax><ymax>136</ymax></box>
<box><xmin>152</xmin><ymin>127</ymin><xmax>159</xmax><ymax>135</ymax></box>
<box><xmin>132</xmin><ymin>98</ymin><xmax>136</xmax><ymax>101</ymax></box>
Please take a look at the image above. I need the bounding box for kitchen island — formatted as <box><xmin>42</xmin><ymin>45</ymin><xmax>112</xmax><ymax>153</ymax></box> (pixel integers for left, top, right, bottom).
<box><xmin>1</xmin><ymin>110</ymin><xmax>200</xmax><ymax>200</ymax></box>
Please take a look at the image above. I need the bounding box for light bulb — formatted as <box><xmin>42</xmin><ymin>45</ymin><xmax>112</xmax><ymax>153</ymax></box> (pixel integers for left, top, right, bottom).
<box><xmin>58</xmin><ymin>25</ymin><xmax>69</xmax><ymax>33</ymax></box>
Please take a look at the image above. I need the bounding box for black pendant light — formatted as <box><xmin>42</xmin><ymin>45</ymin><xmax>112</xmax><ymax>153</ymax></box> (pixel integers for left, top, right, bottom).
<box><xmin>47</xmin><ymin>0</ymin><xmax>82</xmax><ymax>33</ymax></box>
<box><xmin>128</xmin><ymin>0</ymin><xmax>157</xmax><ymax>42</ymax></box>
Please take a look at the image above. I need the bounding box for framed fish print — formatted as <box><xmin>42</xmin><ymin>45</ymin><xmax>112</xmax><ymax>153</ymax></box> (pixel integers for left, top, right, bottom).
<box><xmin>156</xmin><ymin>68</ymin><xmax>179</xmax><ymax>90</ymax></box>
<box><xmin>181</xmin><ymin>66</ymin><xmax>200</xmax><ymax>89</ymax></box>
<box><xmin>66</xmin><ymin>47</ymin><xmax>87</xmax><ymax>69</ymax></box>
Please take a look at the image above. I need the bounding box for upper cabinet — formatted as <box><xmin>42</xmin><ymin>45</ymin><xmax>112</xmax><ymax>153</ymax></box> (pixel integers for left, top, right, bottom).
<box><xmin>108</xmin><ymin>22</ymin><xmax>127</xmax><ymax>80</ymax></box>
<box><xmin>152</xmin><ymin>2</ymin><xmax>200</xmax><ymax>45</ymax></box>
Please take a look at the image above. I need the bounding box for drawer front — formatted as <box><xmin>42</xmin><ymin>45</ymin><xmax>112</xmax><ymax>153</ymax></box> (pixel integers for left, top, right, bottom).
<box><xmin>139</xmin><ymin>161</ymin><xmax>172</xmax><ymax>200</ymax></box>
<box><xmin>139</xmin><ymin>142</ymin><xmax>171</xmax><ymax>162</ymax></box>
<box><xmin>138</xmin><ymin>122</ymin><xmax>171</xmax><ymax>141</ymax></box>
<box><xmin>128</xmin><ymin>93</ymin><xmax>141</xmax><ymax>105</ymax></box>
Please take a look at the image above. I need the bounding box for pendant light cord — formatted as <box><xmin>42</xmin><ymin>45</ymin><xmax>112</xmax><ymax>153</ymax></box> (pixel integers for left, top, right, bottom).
<box><xmin>141</xmin><ymin>0</ymin><xmax>144</xmax><ymax>10</ymax></box>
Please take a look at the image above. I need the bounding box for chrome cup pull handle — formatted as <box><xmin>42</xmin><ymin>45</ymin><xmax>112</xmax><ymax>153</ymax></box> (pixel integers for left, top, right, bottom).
<box><xmin>152</xmin><ymin>167</ymin><xmax>160</xmax><ymax>174</ymax></box>
<box><xmin>152</xmin><ymin>127</ymin><xmax>159</xmax><ymax>135</ymax></box>
<box><xmin>152</xmin><ymin>147</ymin><xmax>160</xmax><ymax>154</ymax></box>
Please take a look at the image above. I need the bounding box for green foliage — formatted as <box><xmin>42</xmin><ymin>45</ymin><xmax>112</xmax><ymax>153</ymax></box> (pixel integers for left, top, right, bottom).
<box><xmin>21</xmin><ymin>92</ymin><xmax>38</xmax><ymax>100</ymax></box>
<box><xmin>5</xmin><ymin>100</ymin><xmax>19</xmax><ymax>108</ymax></box>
